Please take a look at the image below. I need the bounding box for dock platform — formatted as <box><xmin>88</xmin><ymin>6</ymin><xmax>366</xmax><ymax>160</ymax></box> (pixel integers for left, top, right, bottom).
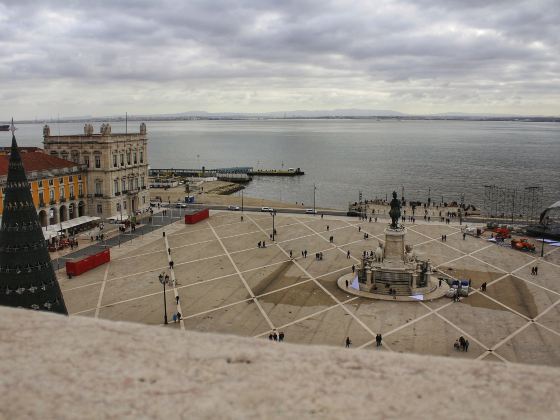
<box><xmin>248</xmin><ymin>168</ymin><xmax>304</xmax><ymax>176</ymax></box>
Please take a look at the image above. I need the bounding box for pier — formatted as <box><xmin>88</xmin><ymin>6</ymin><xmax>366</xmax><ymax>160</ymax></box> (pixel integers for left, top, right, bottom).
<box><xmin>149</xmin><ymin>166</ymin><xmax>304</xmax><ymax>178</ymax></box>
<box><xmin>248</xmin><ymin>168</ymin><xmax>304</xmax><ymax>176</ymax></box>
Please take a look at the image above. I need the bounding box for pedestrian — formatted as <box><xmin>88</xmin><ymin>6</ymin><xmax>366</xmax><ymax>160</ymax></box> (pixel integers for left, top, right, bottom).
<box><xmin>465</xmin><ymin>339</ymin><xmax>470</xmax><ymax>352</ymax></box>
<box><xmin>438</xmin><ymin>279</ymin><xmax>442</xmax><ymax>287</ymax></box>
<box><xmin>358</xmin><ymin>226</ymin><xmax>361</xmax><ymax>232</ymax></box>
<box><xmin>176</xmin><ymin>311</ymin><xmax>182</xmax><ymax>321</ymax></box>
<box><xmin>169</xmin><ymin>260</ymin><xmax>174</xmax><ymax>269</ymax></box>
<box><xmin>352</xmin><ymin>264</ymin><xmax>355</xmax><ymax>273</ymax></box>
<box><xmin>321</xmin><ymin>214</ymin><xmax>323</xmax><ymax>219</ymax></box>
<box><xmin>304</xmin><ymin>250</ymin><xmax>307</xmax><ymax>258</ymax></box>
<box><xmin>289</xmin><ymin>250</ymin><xmax>293</xmax><ymax>259</ymax></box>
<box><xmin>346</xmin><ymin>279</ymin><xmax>349</xmax><ymax>288</ymax></box>
<box><xmin>240</xmin><ymin>215</ymin><xmax>243</xmax><ymax>222</ymax></box>
<box><xmin>176</xmin><ymin>295</ymin><xmax>179</xmax><ymax>305</ymax></box>
<box><xmin>345</xmin><ymin>337</ymin><xmax>352</xmax><ymax>348</ymax></box>
<box><xmin>269</xmin><ymin>333</ymin><xmax>273</xmax><ymax>340</ymax></box>
<box><xmin>279</xmin><ymin>332</ymin><xmax>284</xmax><ymax>342</ymax></box>
<box><xmin>168</xmin><ymin>247</ymin><xmax>171</xmax><ymax>255</ymax></box>
<box><xmin>273</xmin><ymin>331</ymin><xmax>278</xmax><ymax>341</ymax></box>
<box><xmin>376</xmin><ymin>334</ymin><xmax>382</xmax><ymax>347</ymax></box>
<box><xmin>172</xmin><ymin>313</ymin><xmax>177</xmax><ymax>323</ymax></box>
<box><xmin>347</xmin><ymin>250</ymin><xmax>351</xmax><ymax>259</ymax></box>
<box><xmin>326</xmin><ymin>225</ymin><xmax>330</xmax><ymax>231</ymax></box>
<box><xmin>263</xmin><ymin>241</ymin><xmax>266</xmax><ymax>248</ymax></box>
<box><xmin>531</xmin><ymin>267</ymin><xmax>535</xmax><ymax>275</ymax></box>
<box><xmin>258</xmin><ymin>241</ymin><xmax>261</xmax><ymax>248</ymax></box>
<box><xmin>535</xmin><ymin>266</ymin><xmax>539</xmax><ymax>275</ymax></box>
<box><xmin>463</xmin><ymin>232</ymin><xmax>466</xmax><ymax>240</ymax></box>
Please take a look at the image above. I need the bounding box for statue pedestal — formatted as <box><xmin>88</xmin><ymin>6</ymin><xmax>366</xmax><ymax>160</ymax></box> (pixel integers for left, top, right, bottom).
<box><xmin>384</xmin><ymin>228</ymin><xmax>406</xmax><ymax>262</ymax></box>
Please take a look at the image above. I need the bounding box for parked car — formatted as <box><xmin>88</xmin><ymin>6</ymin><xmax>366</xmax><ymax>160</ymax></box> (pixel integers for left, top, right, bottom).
<box><xmin>261</xmin><ymin>207</ymin><xmax>274</xmax><ymax>212</ymax></box>
<box><xmin>175</xmin><ymin>202</ymin><xmax>188</xmax><ymax>208</ymax></box>
<box><xmin>305</xmin><ymin>209</ymin><xmax>317</xmax><ymax>214</ymax></box>
<box><xmin>227</xmin><ymin>205</ymin><xmax>240</xmax><ymax>211</ymax></box>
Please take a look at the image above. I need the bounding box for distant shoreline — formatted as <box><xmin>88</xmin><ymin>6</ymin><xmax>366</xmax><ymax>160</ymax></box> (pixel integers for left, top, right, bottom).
<box><xmin>7</xmin><ymin>115</ymin><xmax>560</xmax><ymax>125</ymax></box>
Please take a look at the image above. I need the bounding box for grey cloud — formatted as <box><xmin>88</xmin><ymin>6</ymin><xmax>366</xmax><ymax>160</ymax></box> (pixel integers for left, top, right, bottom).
<box><xmin>0</xmin><ymin>0</ymin><xmax>558</xmax><ymax>117</ymax></box>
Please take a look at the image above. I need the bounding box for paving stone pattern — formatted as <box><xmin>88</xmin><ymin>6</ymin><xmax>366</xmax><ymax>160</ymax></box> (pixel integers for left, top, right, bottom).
<box><xmin>59</xmin><ymin>211</ymin><xmax>560</xmax><ymax>367</ymax></box>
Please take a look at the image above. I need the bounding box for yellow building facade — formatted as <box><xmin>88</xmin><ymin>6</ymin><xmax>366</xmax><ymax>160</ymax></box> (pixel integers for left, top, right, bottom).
<box><xmin>0</xmin><ymin>150</ymin><xmax>87</xmax><ymax>226</ymax></box>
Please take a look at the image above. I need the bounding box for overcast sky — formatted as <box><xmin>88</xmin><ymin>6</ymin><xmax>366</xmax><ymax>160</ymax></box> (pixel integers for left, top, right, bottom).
<box><xmin>0</xmin><ymin>0</ymin><xmax>558</xmax><ymax>118</ymax></box>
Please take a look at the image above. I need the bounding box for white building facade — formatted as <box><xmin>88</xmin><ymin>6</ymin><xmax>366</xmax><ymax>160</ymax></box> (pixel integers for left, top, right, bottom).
<box><xmin>43</xmin><ymin>123</ymin><xmax>150</xmax><ymax>220</ymax></box>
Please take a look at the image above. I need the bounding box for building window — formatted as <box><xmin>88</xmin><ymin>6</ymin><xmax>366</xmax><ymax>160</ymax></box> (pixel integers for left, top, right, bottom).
<box><xmin>133</xmin><ymin>151</ymin><xmax>137</xmax><ymax>164</ymax></box>
<box><xmin>113</xmin><ymin>154</ymin><xmax>117</xmax><ymax>168</ymax></box>
<box><xmin>123</xmin><ymin>201</ymin><xmax>127</xmax><ymax>210</ymax></box>
<box><xmin>134</xmin><ymin>177</ymin><xmax>138</xmax><ymax>190</ymax></box>
<box><xmin>49</xmin><ymin>189</ymin><xmax>54</xmax><ymax>201</ymax></box>
<box><xmin>140</xmin><ymin>151</ymin><xmax>144</xmax><ymax>163</ymax></box>
<box><xmin>48</xmin><ymin>179</ymin><xmax>54</xmax><ymax>186</ymax></box>
<box><xmin>70</xmin><ymin>185</ymin><xmax>74</xmax><ymax>198</ymax></box>
<box><xmin>141</xmin><ymin>177</ymin><xmax>145</xmax><ymax>188</ymax></box>
<box><xmin>59</xmin><ymin>177</ymin><xmax>64</xmax><ymax>184</ymax></box>
<box><xmin>97</xmin><ymin>204</ymin><xmax>103</xmax><ymax>214</ymax></box>
<box><xmin>78</xmin><ymin>174</ymin><xmax>82</xmax><ymax>181</ymax></box>
<box><xmin>60</xmin><ymin>187</ymin><xmax>65</xmax><ymax>199</ymax></box>
<box><xmin>78</xmin><ymin>183</ymin><xmax>83</xmax><ymax>196</ymax></box>
<box><xmin>122</xmin><ymin>179</ymin><xmax>126</xmax><ymax>192</ymax></box>
<box><xmin>120</xmin><ymin>153</ymin><xmax>124</xmax><ymax>166</ymax></box>
<box><xmin>61</xmin><ymin>152</ymin><xmax>68</xmax><ymax>160</ymax></box>
<box><xmin>83</xmin><ymin>156</ymin><xmax>90</xmax><ymax>167</ymax></box>
<box><xmin>95</xmin><ymin>155</ymin><xmax>101</xmax><ymax>169</ymax></box>
<box><xmin>129</xmin><ymin>179</ymin><xmax>133</xmax><ymax>191</ymax></box>
<box><xmin>142</xmin><ymin>196</ymin><xmax>145</xmax><ymax>204</ymax></box>
<box><xmin>71</xmin><ymin>151</ymin><xmax>79</xmax><ymax>163</ymax></box>
<box><xmin>95</xmin><ymin>181</ymin><xmax>102</xmax><ymax>196</ymax></box>
<box><xmin>69</xmin><ymin>176</ymin><xmax>73</xmax><ymax>182</ymax></box>
<box><xmin>127</xmin><ymin>151</ymin><xmax>131</xmax><ymax>165</ymax></box>
<box><xmin>39</xmin><ymin>191</ymin><xmax>44</xmax><ymax>204</ymax></box>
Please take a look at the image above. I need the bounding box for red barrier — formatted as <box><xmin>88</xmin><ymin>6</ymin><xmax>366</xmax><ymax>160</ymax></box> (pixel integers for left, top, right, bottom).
<box><xmin>185</xmin><ymin>208</ymin><xmax>209</xmax><ymax>224</ymax></box>
<box><xmin>66</xmin><ymin>248</ymin><xmax>111</xmax><ymax>277</ymax></box>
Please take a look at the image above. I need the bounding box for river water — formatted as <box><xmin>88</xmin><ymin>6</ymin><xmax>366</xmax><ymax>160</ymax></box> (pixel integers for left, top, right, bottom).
<box><xmin>7</xmin><ymin>119</ymin><xmax>559</xmax><ymax>211</ymax></box>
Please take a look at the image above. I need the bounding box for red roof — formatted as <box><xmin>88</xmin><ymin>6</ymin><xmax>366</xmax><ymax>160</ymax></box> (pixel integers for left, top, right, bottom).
<box><xmin>0</xmin><ymin>152</ymin><xmax>78</xmax><ymax>176</ymax></box>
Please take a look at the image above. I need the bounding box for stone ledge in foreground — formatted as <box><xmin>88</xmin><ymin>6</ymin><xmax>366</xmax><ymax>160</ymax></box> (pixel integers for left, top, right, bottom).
<box><xmin>0</xmin><ymin>306</ymin><xmax>559</xmax><ymax>419</ymax></box>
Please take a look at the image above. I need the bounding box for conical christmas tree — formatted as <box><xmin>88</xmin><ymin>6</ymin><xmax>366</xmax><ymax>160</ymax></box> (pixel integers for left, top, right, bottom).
<box><xmin>0</xmin><ymin>125</ymin><xmax>67</xmax><ymax>314</ymax></box>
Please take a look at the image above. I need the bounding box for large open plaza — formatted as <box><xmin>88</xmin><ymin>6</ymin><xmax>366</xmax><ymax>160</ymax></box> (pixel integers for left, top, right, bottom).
<box><xmin>59</xmin><ymin>210</ymin><xmax>560</xmax><ymax>366</ymax></box>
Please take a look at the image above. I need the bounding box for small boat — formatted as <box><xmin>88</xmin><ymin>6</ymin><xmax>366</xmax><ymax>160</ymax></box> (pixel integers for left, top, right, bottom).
<box><xmin>0</xmin><ymin>125</ymin><xmax>10</xmax><ymax>131</ymax></box>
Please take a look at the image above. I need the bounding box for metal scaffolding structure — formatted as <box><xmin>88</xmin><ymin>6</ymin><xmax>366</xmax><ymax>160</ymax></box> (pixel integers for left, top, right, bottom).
<box><xmin>483</xmin><ymin>185</ymin><xmax>543</xmax><ymax>223</ymax></box>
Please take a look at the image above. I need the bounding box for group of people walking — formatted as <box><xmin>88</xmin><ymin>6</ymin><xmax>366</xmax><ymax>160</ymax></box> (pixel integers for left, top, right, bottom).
<box><xmin>454</xmin><ymin>336</ymin><xmax>470</xmax><ymax>352</ymax></box>
<box><xmin>268</xmin><ymin>330</ymin><xmax>285</xmax><ymax>342</ymax></box>
<box><xmin>345</xmin><ymin>334</ymin><xmax>382</xmax><ymax>348</ymax></box>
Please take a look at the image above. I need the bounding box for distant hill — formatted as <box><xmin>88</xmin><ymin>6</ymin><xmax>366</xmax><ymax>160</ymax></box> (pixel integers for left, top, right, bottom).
<box><xmin>8</xmin><ymin>109</ymin><xmax>559</xmax><ymax>124</ymax></box>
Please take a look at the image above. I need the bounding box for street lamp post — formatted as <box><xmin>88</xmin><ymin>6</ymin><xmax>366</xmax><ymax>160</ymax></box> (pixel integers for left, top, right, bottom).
<box><xmin>270</xmin><ymin>210</ymin><xmax>277</xmax><ymax>241</ymax></box>
<box><xmin>313</xmin><ymin>184</ymin><xmax>316</xmax><ymax>213</ymax></box>
<box><xmin>541</xmin><ymin>219</ymin><xmax>549</xmax><ymax>258</ymax></box>
<box><xmin>241</xmin><ymin>189</ymin><xmax>244</xmax><ymax>213</ymax></box>
<box><xmin>159</xmin><ymin>272</ymin><xmax>169</xmax><ymax>324</ymax></box>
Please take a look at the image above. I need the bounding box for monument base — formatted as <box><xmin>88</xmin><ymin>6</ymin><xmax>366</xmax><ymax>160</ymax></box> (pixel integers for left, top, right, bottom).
<box><xmin>383</xmin><ymin>227</ymin><xmax>406</xmax><ymax>263</ymax></box>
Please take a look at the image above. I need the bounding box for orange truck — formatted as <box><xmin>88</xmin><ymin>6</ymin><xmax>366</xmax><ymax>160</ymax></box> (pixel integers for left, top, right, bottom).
<box><xmin>511</xmin><ymin>238</ymin><xmax>535</xmax><ymax>252</ymax></box>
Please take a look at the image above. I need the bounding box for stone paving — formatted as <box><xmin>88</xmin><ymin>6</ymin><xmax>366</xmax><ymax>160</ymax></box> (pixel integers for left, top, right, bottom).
<box><xmin>59</xmin><ymin>210</ymin><xmax>560</xmax><ymax>367</ymax></box>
